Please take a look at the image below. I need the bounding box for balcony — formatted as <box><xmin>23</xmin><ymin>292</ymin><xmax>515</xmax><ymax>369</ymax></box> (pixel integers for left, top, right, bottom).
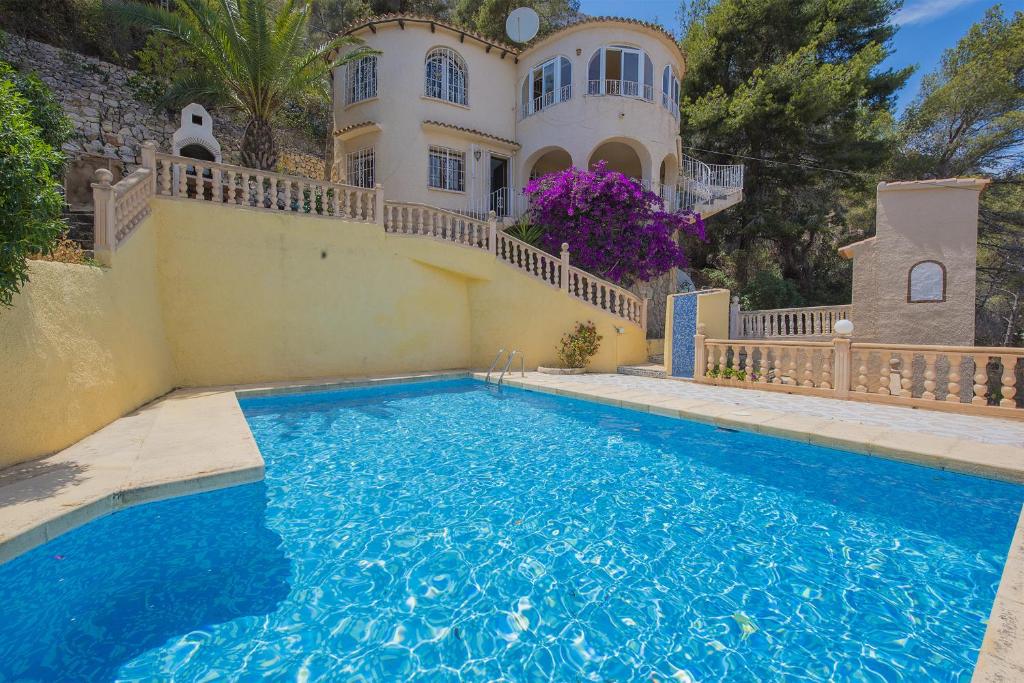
<box><xmin>674</xmin><ymin>155</ymin><xmax>744</xmax><ymax>218</ymax></box>
<box><xmin>586</xmin><ymin>79</ymin><xmax>654</xmax><ymax>101</ymax></box>
<box><xmin>520</xmin><ymin>84</ymin><xmax>572</xmax><ymax>120</ymax></box>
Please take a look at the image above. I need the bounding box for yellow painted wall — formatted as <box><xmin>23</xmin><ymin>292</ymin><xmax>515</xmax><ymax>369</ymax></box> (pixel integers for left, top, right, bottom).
<box><xmin>1</xmin><ymin>197</ymin><xmax>646</xmax><ymax>467</ymax></box>
<box><xmin>0</xmin><ymin>223</ymin><xmax>175</xmax><ymax>468</ymax></box>
<box><xmin>697</xmin><ymin>289</ymin><xmax>731</xmax><ymax>340</ymax></box>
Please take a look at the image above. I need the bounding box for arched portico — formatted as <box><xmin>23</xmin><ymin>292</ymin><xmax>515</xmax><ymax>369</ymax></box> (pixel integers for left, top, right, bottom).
<box><xmin>587</xmin><ymin>138</ymin><xmax>651</xmax><ymax>182</ymax></box>
<box><xmin>524</xmin><ymin>146</ymin><xmax>574</xmax><ymax>183</ymax></box>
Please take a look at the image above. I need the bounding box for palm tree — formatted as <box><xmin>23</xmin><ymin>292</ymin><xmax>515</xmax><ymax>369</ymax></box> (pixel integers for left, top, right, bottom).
<box><xmin>114</xmin><ymin>0</ymin><xmax>375</xmax><ymax>170</ymax></box>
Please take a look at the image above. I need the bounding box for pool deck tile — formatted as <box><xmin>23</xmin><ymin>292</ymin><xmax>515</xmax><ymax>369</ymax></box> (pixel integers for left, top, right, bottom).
<box><xmin>974</xmin><ymin>507</ymin><xmax>1024</xmax><ymax>682</ymax></box>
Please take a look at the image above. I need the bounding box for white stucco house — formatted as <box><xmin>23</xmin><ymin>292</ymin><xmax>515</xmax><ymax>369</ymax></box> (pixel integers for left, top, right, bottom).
<box><xmin>328</xmin><ymin>14</ymin><xmax>743</xmax><ymax>221</ymax></box>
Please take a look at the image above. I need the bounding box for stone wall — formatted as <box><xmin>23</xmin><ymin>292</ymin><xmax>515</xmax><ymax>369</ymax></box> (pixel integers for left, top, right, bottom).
<box><xmin>0</xmin><ymin>34</ymin><xmax>326</xmax><ymax>178</ymax></box>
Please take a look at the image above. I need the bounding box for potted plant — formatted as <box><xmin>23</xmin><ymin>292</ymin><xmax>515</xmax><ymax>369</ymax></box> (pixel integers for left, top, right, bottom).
<box><xmin>538</xmin><ymin>321</ymin><xmax>602</xmax><ymax>375</ymax></box>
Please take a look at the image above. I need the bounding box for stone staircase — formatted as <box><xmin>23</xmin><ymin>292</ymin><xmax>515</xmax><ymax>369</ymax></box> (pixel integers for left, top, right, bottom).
<box><xmin>617</xmin><ymin>346</ymin><xmax>666</xmax><ymax>379</ymax></box>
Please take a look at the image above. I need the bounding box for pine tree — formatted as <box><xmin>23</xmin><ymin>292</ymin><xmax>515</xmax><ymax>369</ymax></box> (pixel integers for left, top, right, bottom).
<box><xmin>680</xmin><ymin>0</ymin><xmax>910</xmax><ymax>304</ymax></box>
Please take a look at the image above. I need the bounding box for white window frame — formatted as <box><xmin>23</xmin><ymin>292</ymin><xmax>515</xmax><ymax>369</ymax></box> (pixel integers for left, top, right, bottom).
<box><xmin>587</xmin><ymin>46</ymin><xmax>654</xmax><ymax>101</ymax></box>
<box><xmin>346</xmin><ymin>55</ymin><xmax>378</xmax><ymax>105</ymax></box>
<box><xmin>424</xmin><ymin>47</ymin><xmax>468</xmax><ymax>106</ymax></box>
<box><xmin>521</xmin><ymin>56</ymin><xmax>572</xmax><ymax>118</ymax></box>
<box><xmin>345</xmin><ymin>147</ymin><xmax>375</xmax><ymax>188</ymax></box>
<box><xmin>662</xmin><ymin>65</ymin><xmax>680</xmax><ymax>118</ymax></box>
<box><xmin>428</xmin><ymin>145</ymin><xmax>465</xmax><ymax>192</ymax></box>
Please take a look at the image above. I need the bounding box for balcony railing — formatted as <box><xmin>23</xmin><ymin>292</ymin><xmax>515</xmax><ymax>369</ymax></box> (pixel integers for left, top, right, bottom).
<box><xmin>520</xmin><ymin>84</ymin><xmax>572</xmax><ymax>119</ymax></box>
<box><xmin>734</xmin><ymin>304</ymin><xmax>852</xmax><ymax>339</ymax></box>
<box><xmin>660</xmin><ymin>92</ymin><xmax>680</xmax><ymax>119</ymax></box>
<box><xmin>587</xmin><ymin>79</ymin><xmax>654</xmax><ymax>101</ymax></box>
<box><xmin>675</xmin><ymin>154</ymin><xmax>744</xmax><ymax>214</ymax></box>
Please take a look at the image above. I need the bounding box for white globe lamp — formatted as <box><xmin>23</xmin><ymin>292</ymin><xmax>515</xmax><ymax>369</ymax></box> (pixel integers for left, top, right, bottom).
<box><xmin>835</xmin><ymin>319</ymin><xmax>854</xmax><ymax>337</ymax></box>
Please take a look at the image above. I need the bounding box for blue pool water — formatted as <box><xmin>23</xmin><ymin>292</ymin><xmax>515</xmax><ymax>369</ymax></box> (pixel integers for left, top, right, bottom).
<box><xmin>1</xmin><ymin>378</ymin><xmax>1022</xmax><ymax>681</ymax></box>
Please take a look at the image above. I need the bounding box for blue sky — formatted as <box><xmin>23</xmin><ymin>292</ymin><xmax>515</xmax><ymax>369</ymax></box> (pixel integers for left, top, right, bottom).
<box><xmin>578</xmin><ymin>0</ymin><xmax>1024</xmax><ymax>111</ymax></box>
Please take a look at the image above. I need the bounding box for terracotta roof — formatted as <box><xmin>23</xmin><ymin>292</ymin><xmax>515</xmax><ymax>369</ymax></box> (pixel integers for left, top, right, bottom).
<box><xmin>338</xmin><ymin>13</ymin><xmax>684</xmax><ymax>63</ymax></box>
<box><xmin>340</xmin><ymin>14</ymin><xmax>520</xmax><ymax>55</ymax></box>
<box><xmin>838</xmin><ymin>236</ymin><xmax>877</xmax><ymax>259</ymax></box>
<box><xmin>333</xmin><ymin>121</ymin><xmax>378</xmax><ymax>137</ymax></box>
<box><xmin>526</xmin><ymin>16</ymin><xmax>683</xmax><ymax>56</ymax></box>
<box><xmin>422</xmin><ymin>120</ymin><xmax>519</xmax><ymax>148</ymax></box>
<box><xmin>878</xmin><ymin>177</ymin><xmax>991</xmax><ymax>191</ymax></box>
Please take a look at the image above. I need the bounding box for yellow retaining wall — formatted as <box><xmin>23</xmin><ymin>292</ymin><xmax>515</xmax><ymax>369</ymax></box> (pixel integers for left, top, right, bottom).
<box><xmin>0</xmin><ymin>198</ymin><xmax>646</xmax><ymax>467</ymax></box>
<box><xmin>0</xmin><ymin>223</ymin><xmax>176</xmax><ymax>468</ymax></box>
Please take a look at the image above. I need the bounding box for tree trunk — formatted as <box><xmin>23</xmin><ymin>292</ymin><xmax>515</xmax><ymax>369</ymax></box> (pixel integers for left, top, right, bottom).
<box><xmin>241</xmin><ymin>118</ymin><xmax>278</xmax><ymax>171</ymax></box>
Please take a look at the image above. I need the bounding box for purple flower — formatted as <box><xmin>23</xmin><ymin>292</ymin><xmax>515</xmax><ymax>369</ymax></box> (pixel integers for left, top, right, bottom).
<box><xmin>523</xmin><ymin>162</ymin><xmax>707</xmax><ymax>286</ymax></box>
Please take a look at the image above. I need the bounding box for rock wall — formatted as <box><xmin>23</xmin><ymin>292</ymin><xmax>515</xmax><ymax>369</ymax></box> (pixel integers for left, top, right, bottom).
<box><xmin>0</xmin><ymin>34</ymin><xmax>326</xmax><ymax>178</ymax></box>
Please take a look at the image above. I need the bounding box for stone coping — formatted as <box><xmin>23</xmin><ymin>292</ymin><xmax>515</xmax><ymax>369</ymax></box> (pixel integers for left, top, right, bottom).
<box><xmin>473</xmin><ymin>371</ymin><xmax>1024</xmax><ymax>679</ymax></box>
<box><xmin>0</xmin><ymin>370</ymin><xmax>469</xmax><ymax>565</ymax></box>
<box><xmin>480</xmin><ymin>372</ymin><xmax>1024</xmax><ymax>482</ymax></box>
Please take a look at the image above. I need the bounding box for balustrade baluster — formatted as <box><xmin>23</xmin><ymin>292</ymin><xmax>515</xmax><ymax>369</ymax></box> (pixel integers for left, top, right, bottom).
<box><xmin>802</xmin><ymin>350</ymin><xmax>814</xmax><ymax>387</ymax></box>
<box><xmin>922</xmin><ymin>353</ymin><xmax>938</xmax><ymax>400</ymax></box>
<box><xmin>706</xmin><ymin>344</ymin><xmax>716</xmax><ymax>378</ymax></box>
<box><xmin>1000</xmin><ymin>355</ymin><xmax>1018</xmax><ymax>408</ymax></box>
<box><xmin>758</xmin><ymin>347</ymin><xmax>769</xmax><ymax>382</ymax></box>
<box><xmin>855</xmin><ymin>353</ymin><xmax>868</xmax><ymax>392</ymax></box>
<box><xmin>899</xmin><ymin>354</ymin><xmax>913</xmax><ymax>398</ymax></box>
<box><xmin>788</xmin><ymin>350</ymin><xmax>798</xmax><ymax>385</ymax></box>
<box><xmin>946</xmin><ymin>354</ymin><xmax>962</xmax><ymax>403</ymax></box>
<box><xmin>820</xmin><ymin>348</ymin><xmax>833</xmax><ymax>389</ymax></box>
<box><xmin>972</xmin><ymin>355</ymin><xmax>990</xmax><ymax>406</ymax></box>
<box><xmin>772</xmin><ymin>350</ymin><xmax>785</xmax><ymax>384</ymax></box>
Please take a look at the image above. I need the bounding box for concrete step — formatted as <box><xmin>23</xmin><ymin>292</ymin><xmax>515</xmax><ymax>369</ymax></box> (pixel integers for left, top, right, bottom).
<box><xmin>617</xmin><ymin>363</ymin><xmax>666</xmax><ymax>379</ymax></box>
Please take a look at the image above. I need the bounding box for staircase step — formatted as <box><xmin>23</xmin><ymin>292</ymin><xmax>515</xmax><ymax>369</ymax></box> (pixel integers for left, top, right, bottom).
<box><xmin>617</xmin><ymin>363</ymin><xmax>666</xmax><ymax>379</ymax></box>
<box><xmin>648</xmin><ymin>354</ymin><xmax>664</xmax><ymax>364</ymax></box>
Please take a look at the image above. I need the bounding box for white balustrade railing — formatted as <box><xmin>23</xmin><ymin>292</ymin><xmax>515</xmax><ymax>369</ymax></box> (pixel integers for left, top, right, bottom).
<box><xmin>677</xmin><ymin>154</ymin><xmax>744</xmax><ymax>214</ymax></box>
<box><xmin>738</xmin><ymin>304</ymin><xmax>852</xmax><ymax>339</ymax></box>
<box><xmin>565</xmin><ymin>265</ymin><xmax>646</xmax><ymax>327</ymax></box>
<box><xmin>91</xmin><ymin>156</ymin><xmax>155</xmax><ymax>262</ymax></box>
<box><xmin>383</xmin><ymin>202</ymin><xmax>490</xmax><ymax>250</ymax></box>
<box><xmin>694</xmin><ymin>326</ymin><xmax>1024</xmax><ymax>418</ymax></box>
<box><xmin>587</xmin><ymin>79</ymin><xmax>654</xmax><ymax>101</ymax></box>
<box><xmin>153</xmin><ymin>152</ymin><xmax>380</xmax><ymax>223</ymax></box>
<box><xmin>521</xmin><ymin>84</ymin><xmax>573</xmax><ymax>119</ymax></box>
<box><xmin>91</xmin><ymin>142</ymin><xmax>647</xmax><ymax>329</ymax></box>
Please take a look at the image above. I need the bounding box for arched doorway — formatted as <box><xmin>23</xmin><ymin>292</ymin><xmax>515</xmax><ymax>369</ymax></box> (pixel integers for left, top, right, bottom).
<box><xmin>528</xmin><ymin>147</ymin><xmax>573</xmax><ymax>180</ymax></box>
<box><xmin>588</xmin><ymin>141</ymin><xmax>643</xmax><ymax>181</ymax></box>
<box><xmin>659</xmin><ymin>154</ymin><xmax>680</xmax><ymax>205</ymax></box>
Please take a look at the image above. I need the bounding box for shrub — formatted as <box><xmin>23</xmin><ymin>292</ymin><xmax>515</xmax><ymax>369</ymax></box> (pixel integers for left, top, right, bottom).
<box><xmin>557</xmin><ymin>321</ymin><xmax>602</xmax><ymax>369</ymax></box>
<box><xmin>0</xmin><ymin>60</ymin><xmax>72</xmax><ymax>306</ymax></box>
<box><xmin>525</xmin><ymin>161</ymin><xmax>707</xmax><ymax>286</ymax></box>
<box><xmin>504</xmin><ymin>216</ymin><xmax>545</xmax><ymax>246</ymax></box>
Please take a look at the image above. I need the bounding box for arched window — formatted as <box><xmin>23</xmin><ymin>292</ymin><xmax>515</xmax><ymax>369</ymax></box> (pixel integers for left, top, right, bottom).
<box><xmin>425</xmin><ymin>47</ymin><xmax>468</xmax><ymax>105</ymax></box>
<box><xmin>908</xmin><ymin>260</ymin><xmax>946</xmax><ymax>302</ymax></box>
<box><xmin>346</xmin><ymin>55</ymin><xmax>378</xmax><ymax>105</ymax></box>
<box><xmin>587</xmin><ymin>46</ymin><xmax>654</xmax><ymax>100</ymax></box>
<box><xmin>662</xmin><ymin>65</ymin><xmax>680</xmax><ymax>117</ymax></box>
<box><xmin>521</xmin><ymin>56</ymin><xmax>572</xmax><ymax>117</ymax></box>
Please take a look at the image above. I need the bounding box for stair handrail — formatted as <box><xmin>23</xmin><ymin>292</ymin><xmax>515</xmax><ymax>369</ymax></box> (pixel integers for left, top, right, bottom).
<box><xmin>485</xmin><ymin>348</ymin><xmax>506</xmax><ymax>383</ymax></box>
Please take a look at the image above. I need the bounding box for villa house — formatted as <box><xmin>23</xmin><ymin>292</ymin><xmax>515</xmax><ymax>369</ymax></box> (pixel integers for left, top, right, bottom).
<box><xmin>328</xmin><ymin>14</ymin><xmax>743</xmax><ymax>221</ymax></box>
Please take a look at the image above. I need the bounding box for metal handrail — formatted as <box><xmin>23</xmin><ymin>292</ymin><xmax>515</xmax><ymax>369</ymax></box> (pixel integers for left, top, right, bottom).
<box><xmin>485</xmin><ymin>348</ymin><xmax>505</xmax><ymax>383</ymax></box>
<box><xmin>498</xmin><ymin>350</ymin><xmax>518</xmax><ymax>386</ymax></box>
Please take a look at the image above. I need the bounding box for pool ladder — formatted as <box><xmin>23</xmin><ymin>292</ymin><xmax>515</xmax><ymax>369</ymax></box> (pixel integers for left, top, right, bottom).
<box><xmin>485</xmin><ymin>348</ymin><xmax>525</xmax><ymax>386</ymax></box>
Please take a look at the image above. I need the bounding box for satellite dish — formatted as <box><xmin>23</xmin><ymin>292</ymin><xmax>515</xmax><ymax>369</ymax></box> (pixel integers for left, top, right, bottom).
<box><xmin>506</xmin><ymin>7</ymin><xmax>540</xmax><ymax>43</ymax></box>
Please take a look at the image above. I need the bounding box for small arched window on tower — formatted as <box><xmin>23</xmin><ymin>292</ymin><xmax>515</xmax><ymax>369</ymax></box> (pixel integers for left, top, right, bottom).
<box><xmin>425</xmin><ymin>47</ymin><xmax>468</xmax><ymax>105</ymax></box>
<box><xmin>908</xmin><ymin>260</ymin><xmax>946</xmax><ymax>303</ymax></box>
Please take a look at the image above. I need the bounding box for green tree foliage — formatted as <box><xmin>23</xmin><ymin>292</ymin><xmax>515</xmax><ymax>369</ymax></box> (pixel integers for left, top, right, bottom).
<box><xmin>893</xmin><ymin>6</ymin><xmax>1023</xmax><ymax>179</ymax></box>
<box><xmin>453</xmin><ymin>0</ymin><xmax>579</xmax><ymax>41</ymax></box>
<box><xmin>0</xmin><ymin>0</ymin><xmax>147</xmax><ymax>63</ymax></box>
<box><xmin>681</xmin><ymin>0</ymin><xmax>910</xmax><ymax>306</ymax></box>
<box><xmin>113</xmin><ymin>0</ymin><xmax>375</xmax><ymax>170</ymax></box>
<box><xmin>309</xmin><ymin>0</ymin><xmax>453</xmax><ymax>40</ymax></box>
<box><xmin>0</xmin><ymin>60</ymin><xmax>73</xmax><ymax>306</ymax></box>
<box><xmin>891</xmin><ymin>7</ymin><xmax>1024</xmax><ymax>346</ymax></box>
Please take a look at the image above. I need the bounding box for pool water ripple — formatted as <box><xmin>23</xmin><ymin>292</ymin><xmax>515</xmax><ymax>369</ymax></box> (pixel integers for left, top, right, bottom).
<box><xmin>0</xmin><ymin>378</ymin><xmax>1022</xmax><ymax>681</ymax></box>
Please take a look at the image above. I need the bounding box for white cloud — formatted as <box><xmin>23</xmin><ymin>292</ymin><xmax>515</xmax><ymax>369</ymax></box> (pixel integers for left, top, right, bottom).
<box><xmin>894</xmin><ymin>0</ymin><xmax>980</xmax><ymax>26</ymax></box>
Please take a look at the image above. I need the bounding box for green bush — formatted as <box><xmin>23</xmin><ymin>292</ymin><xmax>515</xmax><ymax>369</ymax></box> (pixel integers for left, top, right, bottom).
<box><xmin>504</xmin><ymin>216</ymin><xmax>545</xmax><ymax>246</ymax></box>
<box><xmin>0</xmin><ymin>60</ymin><xmax>72</xmax><ymax>306</ymax></box>
<box><xmin>557</xmin><ymin>321</ymin><xmax>602</xmax><ymax>369</ymax></box>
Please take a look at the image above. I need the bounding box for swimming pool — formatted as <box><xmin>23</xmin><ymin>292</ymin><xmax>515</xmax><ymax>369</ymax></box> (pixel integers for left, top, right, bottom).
<box><xmin>1</xmin><ymin>378</ymin><xmax>1021</xmax><ymax>680</ymax></box>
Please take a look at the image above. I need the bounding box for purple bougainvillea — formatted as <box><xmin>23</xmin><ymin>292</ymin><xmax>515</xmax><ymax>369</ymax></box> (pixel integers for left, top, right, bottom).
<box><xmin>524</xmin><ymin>162</ymin><xmax>706</xmax><ymax>286</ymax></box>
